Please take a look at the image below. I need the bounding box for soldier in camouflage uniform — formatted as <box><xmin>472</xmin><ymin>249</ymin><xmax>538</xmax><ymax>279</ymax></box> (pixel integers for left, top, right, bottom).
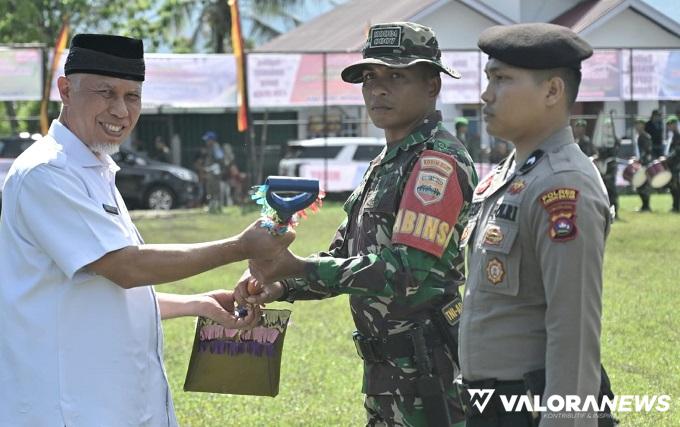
<box><xmin>236</xmin><ymin>22</ymin><xmax>477</xmax><ymax>427</ymax></box>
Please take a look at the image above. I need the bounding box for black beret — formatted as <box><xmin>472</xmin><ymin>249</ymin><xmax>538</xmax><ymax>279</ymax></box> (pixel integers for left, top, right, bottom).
<box><xmin>478</xmin><ymin>23</ymin><xmax>593</xmax><ymax>70</ymax></box>
<box><xmin>65</xmin><ymin>34</ymin><xmax>145</xmax><ymax>81</ymax></box>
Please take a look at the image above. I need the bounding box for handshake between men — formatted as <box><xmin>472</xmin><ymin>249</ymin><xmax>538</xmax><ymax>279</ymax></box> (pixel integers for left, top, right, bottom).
<box><xmin>184</xmin><ymin>221</ymin><xmax>299</xmax><ymax>330</ymax></box>
<box><xmin>233</xmin><ymin>247</ymin><xmax>308</xmax><ymax>309</ymax></box>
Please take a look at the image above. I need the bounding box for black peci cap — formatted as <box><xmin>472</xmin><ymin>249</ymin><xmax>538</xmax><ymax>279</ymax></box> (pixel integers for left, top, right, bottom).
<box><xmin>65</xmin><ymin>33</ymin><xmax>145</xmax><ymax>81</ymax></box>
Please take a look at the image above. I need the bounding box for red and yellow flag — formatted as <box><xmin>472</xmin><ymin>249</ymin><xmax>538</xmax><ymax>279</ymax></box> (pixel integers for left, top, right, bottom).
<box><xmin>40</xmin><ymin>20</ymin><xmax>69</xmax><ymax>134</ymax></box>
<box><xmin>229</xmin><ymin>0</ymin><xmax>248</xmax><ymax>132</ymax></box>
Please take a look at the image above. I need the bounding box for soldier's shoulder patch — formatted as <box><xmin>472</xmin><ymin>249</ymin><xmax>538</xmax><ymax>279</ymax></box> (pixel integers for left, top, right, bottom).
<box><xmin>539</xmin><ymin>187</ymin><xmax>579</xmax><ymax>242</ymax></box>
<box><xmin>392</xmin><ymin>150</ymin><xmax>463</xmax><ymax>258</ymax></box>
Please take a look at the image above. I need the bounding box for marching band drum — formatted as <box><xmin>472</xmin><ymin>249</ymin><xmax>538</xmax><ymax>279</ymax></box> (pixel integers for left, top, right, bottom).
<box><xmin>645</xmin><ymin>157</ymin><xmax>672</xmax><ymax>188</ymax></box>
<box><xmin>620</xmin><ymin>156</ymin><xmax>676</xmax><ymax>189</ymax></box>
<box><xmin>622</xmin><ymin>158</ymin><xmax>647</xmax><ymax>188</ymax></box>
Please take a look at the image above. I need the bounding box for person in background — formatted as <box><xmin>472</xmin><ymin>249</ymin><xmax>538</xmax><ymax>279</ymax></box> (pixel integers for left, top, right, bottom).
<box><xmin>152</xmin><ymin>135</ymin><xmax>171</xmax><ymax>162</ymax></box>
<box><xmin>634</xmin><ymin>117</ymin><xmax>653</xmax><ymax>212</ymax></box>
<box><xmin>665</xmin><ymin>115</ymin><xmax>680</xmax><ymax>212</ymax></box>
<box><xmin>201</xmin><ymin>130</ymin><xmax>224</xmax><ymax>213</ymax></box>
<box><xmin>455</xmin><ymin>116</ymin><xmax>481</xmax><ymax>162</ymax></box>
<box><xmin>193</xmin><ymin>146</ymin><xmax>209</xmax><ymax>205</ymax></box>
<box><xmin>455</xmin><ymin>117</ymin><xmax>469</xmax><ymax>144</ymax></box>
<box><xmin>130</xmin><ymin>137</ymin><xmax>148</xmax><ymax>157</ymax></box>
<box><xmin>645</xmin><ymin>109</ymin><xmax>664</xmax><ymax>158</ymax></box>
<box><xmin>572</xmin><ymin>118</ymin><xmax>595</xmax><ymax>156</ymax></box>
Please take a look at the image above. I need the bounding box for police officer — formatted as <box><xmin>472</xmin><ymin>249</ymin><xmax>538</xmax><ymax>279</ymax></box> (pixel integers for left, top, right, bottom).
<box><xmin>634</xmin><ymin>116</ymin><xmax>654</xmax><ymax>211</ymax></box>
<box><xmin>457</xmin><ymin>23</ymin><xmax>612</xmax><ymax>427</ymax></box>
<box><xmin>237</xmin><ymin>22</ymin><xmax>478</xmax><ymax>427</ymax></box>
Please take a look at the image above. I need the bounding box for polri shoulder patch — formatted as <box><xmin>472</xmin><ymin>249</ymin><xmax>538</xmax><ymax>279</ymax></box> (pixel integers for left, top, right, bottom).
<box><xmin>393</xmin><ymin>150</ymin><xmax>463</xmax><ymax>258</ymax></box>
<box><xmin>539</xmin><ymin>188</ymin><xmax>579</xmax><ymax>209</ymax></box>
<box><xmin>539</xmin><ymin>187</ymin><xmax>579</xmax><ymax>242</ymax></box>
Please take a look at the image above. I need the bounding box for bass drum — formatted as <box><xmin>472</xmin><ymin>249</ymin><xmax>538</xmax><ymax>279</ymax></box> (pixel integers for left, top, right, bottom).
<box><xmin>622</xmin><ymin>158</ymin><xmax>647</xmax><ymax>188</ymax></box>
<box><xmin>646</xmin><ymin>157</ymin><xmax>672</xmax><ymax>188</ymax></box>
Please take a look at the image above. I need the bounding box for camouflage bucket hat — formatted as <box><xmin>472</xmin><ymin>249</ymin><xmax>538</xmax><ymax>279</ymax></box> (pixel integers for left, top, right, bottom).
<box><xmin>341</xmin><ymin>22</ymin><xmax>461</xmax><ymax>83</ymax></box>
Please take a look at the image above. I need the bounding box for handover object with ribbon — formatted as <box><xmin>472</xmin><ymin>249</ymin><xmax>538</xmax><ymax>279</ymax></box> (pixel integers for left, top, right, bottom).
<box><xmin>251</xmin><ymin>176</ymin><xmax>324</xmax><ymax>235</ymax></box>
<box><xmin>183</xmin><ymin>309</ymin><xmax>292</xmax><ymax>397</ymax></box>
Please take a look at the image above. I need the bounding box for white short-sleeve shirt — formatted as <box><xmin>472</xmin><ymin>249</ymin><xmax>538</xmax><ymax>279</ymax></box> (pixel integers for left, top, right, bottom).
<box><xmin>0</xmin><ymin>121</ymin><xmax>177</xmax><ymax>426</ymax></box>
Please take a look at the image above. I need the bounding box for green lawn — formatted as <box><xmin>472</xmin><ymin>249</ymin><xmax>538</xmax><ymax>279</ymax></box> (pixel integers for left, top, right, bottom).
<box><xmin>133</xmin><ymin>194</ymin><xmax>679</xmax><ymax>426</ymax></box>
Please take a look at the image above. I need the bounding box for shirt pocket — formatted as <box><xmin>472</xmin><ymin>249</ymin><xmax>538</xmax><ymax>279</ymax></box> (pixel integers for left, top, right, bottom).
<box><xmin>478</xmin><ymin>221</ymin><xmax>520</xmax><ymax>296</ymax></box>
<box><xmin>362</xmin><ymin>172</ymin><xmax>400</xmax><ymax>214</ymax></box>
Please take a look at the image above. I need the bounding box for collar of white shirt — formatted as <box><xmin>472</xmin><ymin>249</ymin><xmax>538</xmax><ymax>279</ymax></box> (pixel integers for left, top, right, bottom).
<box><xmin>48</xmin><ymin>120</ymin><xmax>121</xmax><ymax>173</ymax></box>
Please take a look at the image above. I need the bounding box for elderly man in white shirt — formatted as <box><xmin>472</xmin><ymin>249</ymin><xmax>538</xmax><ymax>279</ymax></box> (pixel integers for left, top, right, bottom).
<box><xmin>0</xmin><ymin>33</ymin><xmax>291</xmax><ymax>427</ymax></box>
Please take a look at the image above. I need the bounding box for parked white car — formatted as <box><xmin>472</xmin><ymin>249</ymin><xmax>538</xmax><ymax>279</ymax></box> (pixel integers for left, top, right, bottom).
<box><xmin>278</xmin><ymin>137</ymin><xmax>385</xmax><ymax>193</ymax></box>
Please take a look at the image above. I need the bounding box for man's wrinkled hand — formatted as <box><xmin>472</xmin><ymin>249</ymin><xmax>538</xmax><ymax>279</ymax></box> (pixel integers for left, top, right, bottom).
<box><xmin>248</xmin><ymin>249</ymin><xmax>305</xmax><ymax>284</ymax></box>
<box><xmin>200</xmin><ymin>289</ymin><xmax>260</xmax><ymax>330</ymax></box>
<box><xmin>237</xmin><ymin>220</ymin><xmax>295</xmax><ymax>260</ymax></box>
<box><xmin>233</xmin><ymin>269</ymin><xmax>284</xmax><ymax>306</ymax></box>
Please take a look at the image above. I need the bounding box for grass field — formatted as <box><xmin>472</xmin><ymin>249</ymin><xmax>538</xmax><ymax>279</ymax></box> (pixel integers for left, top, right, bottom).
<box><xmin>133</xmin><ymin>194</ymin><xmax>679</xmax><ymax>426</ymax></box>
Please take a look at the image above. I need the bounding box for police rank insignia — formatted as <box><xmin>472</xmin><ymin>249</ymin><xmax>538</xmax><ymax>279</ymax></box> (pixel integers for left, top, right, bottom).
<box><xmin>483</xmin><ymin>225</ymin><xmax>504</xmax><ymax>246</ymax></box>
<box><xmin>486</xmin><ymin>257</ymin><xmax>505</xmax><ymax>285</ymax></box>
<box><xmin>539</xmin><ymin>187</ymin><xmax>579</xmax><ymax>242</ymax></box>
<box><xmin>508</xmin><ymin>179</ymin><xmax>526</xmax><ymax>194</ymax></box>
<box><xmin>393</xmin><ymin>150</ymin><xmax>463</xmax><ymax>258</ymax></box>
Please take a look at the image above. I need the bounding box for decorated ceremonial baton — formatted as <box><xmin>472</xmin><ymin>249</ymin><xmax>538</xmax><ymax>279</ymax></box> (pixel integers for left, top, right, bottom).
<box><xmin>237</xmin><ymin>176</ymin><xmax>325</xmax><ymax>315</ymax></box>
<box><xmin>251</xmin><ymin>176</ymin><xmax>324</xmax><ymax>235</ymax></box>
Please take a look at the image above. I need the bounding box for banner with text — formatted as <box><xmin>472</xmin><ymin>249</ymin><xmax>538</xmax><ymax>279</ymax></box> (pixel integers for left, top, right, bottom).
<box><xmin>441</xmin><ymin>51</ymin><xmax>481</xmax><ymax>104</ymax></box>
<box><xmin>623</xmin><ymin>50</ymin><xmax>680</xmax><ymax>100</ymax></box>
<box><xmin>247</xmin><ymin>53</ymin><xmax>363</xmax><ymax>107</ymax></box>
<box><xmin>0</xmin><ymin>48</ymin><xmax>43</xmax><ymax>101</ymax></box>
<box><xmin>578</xmin><ymin>49</ymin><xmax>622</xmax><ymax>101</ymax></box>
<box><xmin>50</xmin><ymin>52</ymin><xmax>237</xmax><ymax>108</ymax></box>
<box><xmin>35</xmin><ymin>49</ymin><xmax>680</xmax><ymax>107</ymax></box>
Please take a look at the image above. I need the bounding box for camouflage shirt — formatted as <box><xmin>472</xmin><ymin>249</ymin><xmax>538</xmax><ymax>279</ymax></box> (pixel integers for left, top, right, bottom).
<box><xmin>281</xmin><ymin>111</ymin><xmax>477</xmax><ymax>395</ymax></box>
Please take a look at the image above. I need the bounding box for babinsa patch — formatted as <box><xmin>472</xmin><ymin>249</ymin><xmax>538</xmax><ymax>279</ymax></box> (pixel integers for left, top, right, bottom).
<box><xmin>415</xmin><ymin>171</ymin><xmax>447</xmax><ymax>205</ymax></box>
<box><xmin>393</xmin><ymin>150</ymin><xmax>463</xmax><ymax>258</ymax></box>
